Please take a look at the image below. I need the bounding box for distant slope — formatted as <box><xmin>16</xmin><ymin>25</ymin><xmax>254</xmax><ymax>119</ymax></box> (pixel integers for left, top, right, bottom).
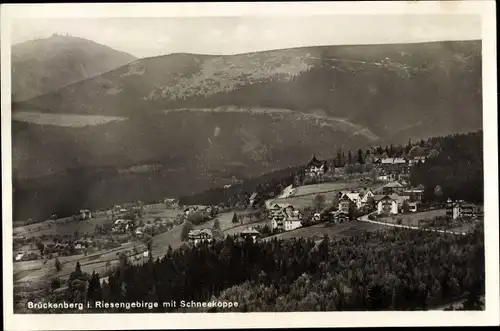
<box><xmin>11</xmin><ymin>35</ymin><xmax>136</xmax><ymax>102</ymax></box>
<box><xmin>15</xmin><ymin>40</ymin><xmax>482</xmax><ymax>140</ymax></box>
<box><xmin>12</xmin><ymin>110</ymin><xmax>372</xmax><ymax>221</ymax></box>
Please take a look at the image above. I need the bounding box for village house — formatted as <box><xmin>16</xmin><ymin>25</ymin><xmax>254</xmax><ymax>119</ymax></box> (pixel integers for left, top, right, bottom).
<box><xmin>374</xmin><ymin>194</ymin><xmax>412</xmax><ymax>215</ymax></box>
<box><xmin>446</xmin><ymin>199</ymin><xmax>482</xmax><ymax>220</ymax></box>
<box><xmin>305</xmin><ymin>155</ymin><xmax>328</xmax><ymax>179</ymax></box>
<box><xmin>375</xmin><ymin>195</ymin><xmax>399</xmax><ymax>215</ymax></box>
<box><xmin>270</xmin><ymin>212</ymin><xmax>286</xmax><ymax>232</ymax></box>
<box><xmin>377</xmin><ymin>180</ymin><xmax>408</xmax><ymax>195</ymax></box>
<box><xmin>80</xmin><ymin>209</ymin><xmax>92</xmax><ymax>220</ymax></box>
<box><xmin>374</xmin><ymin>157</ymin><xmax>412</xmax><ymax>180</ymax></box>
<box><xmin>338</xmin><ymin>191</ymin><xmax>362</xmax><ymax>208</ymax></box>
<box><xmin>268</xmin><ymin>203</ymin><xmax>285</xmax><ymax>218</ymax></box>
<box><xmin>402</xmin><ymin>184</ymin><xmax>425</xmax><ymax>202</ymax></box>
<box><xmin>283</xmin><ymin>206</ymin><xmax>303</xmax><ymax>231</ymax></box>
<box><xmin>188</xmin><ymin>229</ymin><xmax>213</xmax><ymax>245</ymax></box>
<box><xmin>338</xmin><ymin>194</ymin><xmax>355</xmax><ymax>214</ymax></box>
<box><xmin>360</xmin><ymin>189</ymin><xmax>375</xmax><ymax>206</ymax></box>
<box><xmin>240</xmin><ymin>227</ymin><xmax>260</xmax><ymax>242</ymax></box>
<box><xmin>329</xmin><ymin>210</ymin><xmax>350</xmax><ymax>224</ymax></box>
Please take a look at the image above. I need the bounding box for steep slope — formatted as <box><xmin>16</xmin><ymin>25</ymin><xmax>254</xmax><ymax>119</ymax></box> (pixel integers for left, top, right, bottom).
<box><xmin>15</xmin><ymin>40</ymin><xmax>482</xmax><ymax>140</ymax></box>
<box><xmin>12</xmin><ymin>111</ymin><xmax>371</xmax><ymax>221</ymax></box>
<box><xmin>11</xmin><ymin>35</ymin><xmax>136</xmax><ymax>102</ymax></box>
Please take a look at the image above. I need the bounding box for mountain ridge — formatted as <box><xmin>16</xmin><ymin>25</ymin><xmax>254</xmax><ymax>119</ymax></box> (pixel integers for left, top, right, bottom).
<box><xmin>14</xmin><ymin>40</ymin><xmax>481</xmax><ymax>142</ymax></box>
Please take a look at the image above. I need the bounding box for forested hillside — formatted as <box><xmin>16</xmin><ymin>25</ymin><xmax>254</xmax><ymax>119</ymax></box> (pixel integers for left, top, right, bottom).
<box><xmin>38</xmin><ymin>226</ymin><xmax>484</xmax><ymax>312</ymax></box>
<box><xmin>410</xmin><ymin>131</ymin><xmax>483</xmax><ymax>203</ymax></box>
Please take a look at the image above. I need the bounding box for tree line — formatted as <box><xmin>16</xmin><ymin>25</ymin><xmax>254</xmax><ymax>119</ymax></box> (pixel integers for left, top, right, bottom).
<box><xmin>409</xmin><ymin>131</ymin><xmax>483</xmax><ymax>203</ymax></box>
<box><xmin>42</xmin><ymin>224</ymin><xmax>484</xmax><ymax>313</ymax></box>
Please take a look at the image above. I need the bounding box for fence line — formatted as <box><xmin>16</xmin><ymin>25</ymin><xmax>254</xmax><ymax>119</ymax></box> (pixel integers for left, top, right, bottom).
<box><xmin>357</xmin><ymin>215</ymin><xmax>467</xmax><ymax>236</ymax></box>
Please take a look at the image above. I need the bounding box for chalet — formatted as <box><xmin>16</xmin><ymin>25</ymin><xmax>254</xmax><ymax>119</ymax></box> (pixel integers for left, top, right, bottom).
<box><xmin>188</xmin><ymin>229</ymin><xmax>213</xmax><ymax>245</ymax></box>
<box><xmin>80</xmin><ymin>209</ymin><xmax>92</xmax><ymax>220</ymax></box>
<box><xmin>360</xmin><ymin>189</ymin><xmax>375</xmax><ymax>206</ymax></box>
<box><xmin>378</xmin><ymin>180</ymin><xmax>408</xmax><ymax>195</ymax></box>
<box><xmin>268</xmin><ymin>203</ymin><xmax>286</xmax><ymax>218</ymax></box>
<box><xmin>283</xmin><ymin>206</ymin><xmax>303</xmax><ymax>231</ymax></box>
<box><xmin>305</xmin><ymin>155</ymin><xmax>328</xmax><ymax>178</ymax></box>
<box><xmin>240</xmin><ymin>227</ymin><xmax>260</xmax><ymax>242</ymax></box>
<box><xmin>374</xmin><ymin>158</ymin><xmax>411</xmax><ymax>180</ymax></box>
<box><xmin>270</xmin><ymin>213</ymin><xmax>286</xmax><ymax>232</ymax></box>
<box><xmin>338</xmin><ymin>194</ymin><xmax>355</xmax><ymax>214</ymax></box>
<box><xmin>375</xmin><ymin>195</ymin><xmax>399</xmax><ymax>215</ymax></box>
<box><xmin>402</xmin><ymin>184</ymin><xmax>425</xmax><ymax>202</ymax></box>
<box><xmin>446</xmin><ymin>199</ymin><xmax>481</xmax><ymax>220</ymax></box>
<box><xmin>329</xmin><ymin>210</ymin><xmax>350</xmax><ymax>224</ymax></box>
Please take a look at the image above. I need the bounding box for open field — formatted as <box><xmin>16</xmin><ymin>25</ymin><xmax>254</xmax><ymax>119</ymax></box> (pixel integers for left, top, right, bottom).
<box><xmin>224</xmin><ymin>219</ymin><xmax>269</xmax><ymax>236</ymax></box>
<box><xmin>267</xmin><ymin>181</ymin><xmax>385</xmax><ymax>210</ymax></box>
<box><xmin>13</xmin><ymin>207</ymin><xmax>181</xmax><ymax>238</ymax></box>
<box><xmin>14</xmin><ymin>240</ymin><xmax>146</xmax><ymax>283</ymax></box>
<box><xmin>377</xmin><ymin>209</ymin><xmax>446</xmax><ymax>226</ymax></box>
<box><xmin>376</xmin><ymin>209</ymin><xmax>479</xmax><ymax>233</ymax></box>
<box><xmin>12</xmin><ymin>111</ymin><xmax>126</xmax><ymax>127</ymax></box>
<box><xmin>12</xmin><ymin>205</ymin><xmax>180</xmax><ymax>286</ymax></box>
<box><xmin>263</xmin><ymin>221</ymin><xmax>387</xmax><ymax>242</ymax></box>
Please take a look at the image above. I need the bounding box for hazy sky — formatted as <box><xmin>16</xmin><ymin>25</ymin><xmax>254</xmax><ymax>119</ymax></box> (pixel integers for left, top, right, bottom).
<box><xmin>11</xmin><ymin>15</ymin><xmax>481</xmax><ymax>58</ymax></box>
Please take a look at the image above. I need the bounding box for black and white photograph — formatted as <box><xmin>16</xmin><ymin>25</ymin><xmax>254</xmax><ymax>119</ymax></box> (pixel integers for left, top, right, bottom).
<box><xmin>2</xmin><ymin>1</ymin><xmax>498</xmax><ymax>330</ymax></box>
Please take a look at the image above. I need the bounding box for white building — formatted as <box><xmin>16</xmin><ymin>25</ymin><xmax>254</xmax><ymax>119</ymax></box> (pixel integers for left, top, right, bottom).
<box><xmin>269</xmin><ymin>204</ymin><xmax>303</xmax><ymax>232</ymax></box>
<box><xmin>376</xmin><ymin>196</ymin><xmax>399</xmax><ymax>215</ymax></box>
<box><xmin>188</xmin><ymin>228</ymin><xmax>213</xmax><ymax>245</ymax></box>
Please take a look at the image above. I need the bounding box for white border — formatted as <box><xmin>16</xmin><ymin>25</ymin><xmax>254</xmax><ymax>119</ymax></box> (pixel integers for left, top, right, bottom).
<box><xmin>2</xmin><ymin>1</ymin><xmax>499</xmax><ymax>330</ymax></box>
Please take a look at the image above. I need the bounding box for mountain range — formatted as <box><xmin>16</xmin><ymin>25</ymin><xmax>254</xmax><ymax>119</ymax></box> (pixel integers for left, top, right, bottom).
<box><xmin>11</xmin><ymin>38</ymin><xmax>483</xmax><ymax>221</ymax></box>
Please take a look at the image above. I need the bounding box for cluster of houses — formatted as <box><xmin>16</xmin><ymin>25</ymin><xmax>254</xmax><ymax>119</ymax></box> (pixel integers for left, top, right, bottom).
<box><xmin>187</xmin><ymin>227</ymin><xmax>261</xmax><ymax>246</ymax></box>
<box><xmin>112</xmin><ymin>219</ymin><xmax>135</xmax><ymax>234</ymax></box>
<box><xmin>446</xmin><ymin>199</ymin><xmax>484</xmax><ymax>220</ymax></box>
<box><xmin>183</xmin><ymin>205</ymin><xmax>218</xmax><ymax>218</ymax></box>
<box><xmin>373</xmin><ymin>156</ymin><xmax>427</xmax><ymax>181</ymax></box>
<box><xmin>302</xmin><ymin>153</ymin><xmax>429</xmax><ymax>183</ymax></box>
<box><xmin>112</xmin><ymin>217</ymin><xmax>175</xmax><ymax>237</ymax></box>
<box><xmin>372</xmin><ymin>180</ymin><xmax>423</xmax><ymax>216</ymax></box>
<box><xmin>265</xmin><ymin>179</ymin><xmax>426</xmax><ymax>233</ymax></box>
